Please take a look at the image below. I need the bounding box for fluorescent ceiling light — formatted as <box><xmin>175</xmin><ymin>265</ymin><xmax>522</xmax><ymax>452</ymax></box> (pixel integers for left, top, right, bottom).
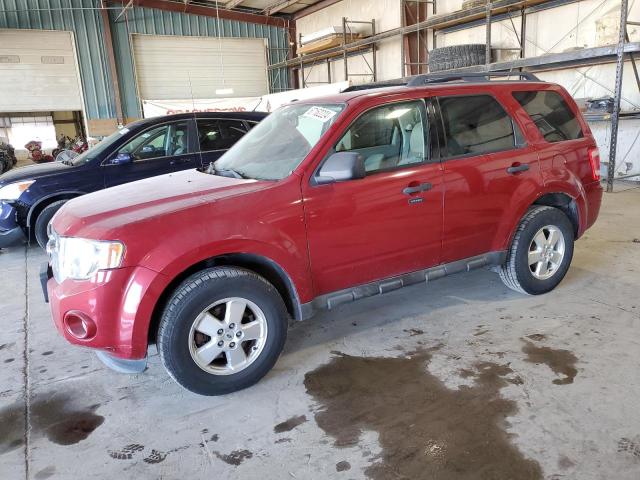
<box><xmin>386</xmin><ymin>108</ymin><xmax>411</xmax><ymax>119</ymax></box>
<box><xmin>215</xmin><ymin>88</ymin><xmax>234</xmax><ymax>95</ymax></box>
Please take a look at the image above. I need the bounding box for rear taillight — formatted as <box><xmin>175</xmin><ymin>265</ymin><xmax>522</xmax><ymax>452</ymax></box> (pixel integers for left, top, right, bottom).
<box><xmin>588</xmin><ymin>147</ymin><xmax>600</xmax><ymax>181</ymax></box>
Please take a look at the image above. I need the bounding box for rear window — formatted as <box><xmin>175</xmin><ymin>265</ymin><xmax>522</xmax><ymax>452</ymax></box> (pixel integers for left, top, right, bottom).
<box><xmin>438</xmin><ymin>95</ymin><xmax>516</xmax><ymax>157</ymax></box>
<box><xmin>513</xmin><ymin>90</ymin><xmax>583</xmax><ymax>142</ymax></box>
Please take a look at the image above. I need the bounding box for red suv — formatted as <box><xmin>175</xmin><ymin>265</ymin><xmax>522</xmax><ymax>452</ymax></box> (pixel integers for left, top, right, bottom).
<box><xmin>44</xmin><ymin>73</ymin><xmax>602</xmax><ymax>395</ymax></box>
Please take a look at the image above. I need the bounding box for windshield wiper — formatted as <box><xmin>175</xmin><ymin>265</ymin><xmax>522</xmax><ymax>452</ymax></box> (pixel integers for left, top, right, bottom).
<box><xmin>204</xmin><ymin>162</ymin><xmax>250</xmax><ymax>179</ymax></box>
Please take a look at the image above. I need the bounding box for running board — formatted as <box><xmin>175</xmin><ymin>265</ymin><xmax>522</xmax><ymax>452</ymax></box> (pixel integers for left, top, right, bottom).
<box><xmin>300</xmin><ymin>251</ymin><xmax>506</xmax><ymax>319</ymax></box>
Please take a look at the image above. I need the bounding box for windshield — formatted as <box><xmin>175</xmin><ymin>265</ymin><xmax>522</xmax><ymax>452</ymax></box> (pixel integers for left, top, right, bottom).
<box><xmin>214</xmin><ymin>103</ymin><xmax>344</xmax><ymax>180</ymax></box>
<box><xmin>70</xmin><ymin>127</ymin><xmax>131</xmax><ymax>165</ymax></box>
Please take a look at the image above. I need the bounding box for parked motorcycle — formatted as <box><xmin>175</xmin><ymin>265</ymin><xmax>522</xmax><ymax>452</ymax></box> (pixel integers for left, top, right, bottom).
<box><xmin>25</xmin><ymin>140</ymin><xmax>54</xmax><ymax>164</ymax></box>
<box><xmin>52</xmin><ymin>135</ymin><xmax>73</xmax><ymax>160</ymax></box>
<box><xmin>0</xmin><ymin>140</ymin><xmax>17</xmax><ymax>174</ymax></box>
<box><xmin>54</xmin><ymin>136</ymin><xmax>88</xmax><ymax>162</ymax></box>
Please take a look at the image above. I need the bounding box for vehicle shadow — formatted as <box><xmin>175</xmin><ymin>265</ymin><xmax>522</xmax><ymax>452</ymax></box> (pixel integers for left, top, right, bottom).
<box><xmin>283</xmin><ymin>267</ymin><xmax>523</xmax><ymax>356</ymax></box>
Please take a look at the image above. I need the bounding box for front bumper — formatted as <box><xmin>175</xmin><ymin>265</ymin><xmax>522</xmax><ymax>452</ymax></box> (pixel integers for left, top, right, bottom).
<box><xmin>46</xmin><ymin>264</ymin><xmax>167</xmax><ymax>360</ymax></box>
<box><xmin>0</xmin><ymin>201</ymin><xmax>25</xmax><ymax>248</ymax></box>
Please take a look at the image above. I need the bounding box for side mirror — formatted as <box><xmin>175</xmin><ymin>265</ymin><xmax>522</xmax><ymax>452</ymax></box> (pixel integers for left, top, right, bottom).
<box><xmin>111</xmin><ymin>152</ymin><xmax>133</xmax><ymax>165</ymax></box>
<box><xmin>315</xmin><ymin>152</ymin><xmax>365</xmax><ymax>185</ymax></box>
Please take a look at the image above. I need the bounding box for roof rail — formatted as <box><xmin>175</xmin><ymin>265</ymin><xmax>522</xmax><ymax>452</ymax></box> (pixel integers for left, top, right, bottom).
<box><xmin>341</xmin><ymin>80</ymin><xmax>408</xmax><ymax>92</ymax></box>
<box><xmin>340</xmin><ymin>71</ymin><xmax>541</xmax><ymax>93</ymax></box>
<box><xmin>406</xmin><ymin>71</ymin><xmax>540</xmax><ymax>86</ymax></box>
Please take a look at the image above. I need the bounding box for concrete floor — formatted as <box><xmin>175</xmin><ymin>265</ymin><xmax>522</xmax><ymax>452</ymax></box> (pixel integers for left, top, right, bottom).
<box><xmin>1</xmin><ymin>187</ymin><xmax>640</xmax><ymax>480</ymax></box>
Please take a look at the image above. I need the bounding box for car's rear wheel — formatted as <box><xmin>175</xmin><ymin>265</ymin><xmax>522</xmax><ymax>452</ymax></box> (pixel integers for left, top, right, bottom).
<box><xmin>499</xmin><ymin>206</ymin><xmax>574</xmax><ymax>295</ymax></box>
<box><xmin>157</xmin><ymin>267</ymin><xmax>288</xmax><ymax>395</ymax></box>
<box><xmin>34</xmin><ymin>200</ymin><xmax>67</xmax><ymax>249</ymax></box>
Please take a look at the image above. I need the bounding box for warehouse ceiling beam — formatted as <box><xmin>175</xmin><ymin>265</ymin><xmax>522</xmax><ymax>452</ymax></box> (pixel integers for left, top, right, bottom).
<box><xmin>264</xmin><ymin>0</ymin><xmax>300</xmax><ymax>15</ymax></box>
<box><xmin>293</xmin><ymin>0</ymin><xmax>343</xmax><ymax>20</ymax></box>
<box><xmin>106</xmin><ymin>0</ymin><xmax>288</xmax><ymax>27</ymax></box>
<box><xmin>224</xmin><ymin>0</ymin><xmax>245</xmax><ymax>8</ymax></box>
<box><xmin>115</xmin><ymin>0</ymin><xmax>134</xmax><ymax>21</ymax></box>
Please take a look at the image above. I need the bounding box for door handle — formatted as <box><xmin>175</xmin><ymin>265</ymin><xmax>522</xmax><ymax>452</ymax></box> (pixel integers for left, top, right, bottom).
<box><xmin>402</xmin><ymin>182</ymin><xmax>432</xmax><ymax>195</ymax></box>
<box><xmin>506</xmin><ymin>163</ymin><xmax>530</xmax><ymax>174</ymax></box>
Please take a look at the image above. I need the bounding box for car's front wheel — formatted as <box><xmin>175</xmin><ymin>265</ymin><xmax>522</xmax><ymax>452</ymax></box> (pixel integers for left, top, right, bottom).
<box><xmin>157</xmin><ymin>267</ymin><xmax>289</xmax><ymax>396</ymax></box>
<box><xmin>34</xmin><ymin>200</ymin><xmax>68</xmax><ymax>249</ymax></box>
<box><xmin>499</xmin><ymin>206</ymin><xmax>575</xmax><ymax>295</ymax></box>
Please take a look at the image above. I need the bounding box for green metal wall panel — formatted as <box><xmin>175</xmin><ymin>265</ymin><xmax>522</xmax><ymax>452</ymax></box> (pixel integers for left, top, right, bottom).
<box><xmin>0</xmin><ymin>0</ymin><xmax>290</xmax><ymax>120</ymax></box>
<box><xmin>0</xmin><ymin>0</ymin><xmax>115</xmax><ymax>119</ymax></box>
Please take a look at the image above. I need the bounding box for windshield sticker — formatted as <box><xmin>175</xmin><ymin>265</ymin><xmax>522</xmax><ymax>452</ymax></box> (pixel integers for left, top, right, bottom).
<box><xmin>118</xmin><ymin>128</ymin><xmax>129</xmax><ymax>135</ymax></box>
<box><xmin>302</xmin><ymin>106</ymin><xmax>337</xmax><ymax>123</ymax></box>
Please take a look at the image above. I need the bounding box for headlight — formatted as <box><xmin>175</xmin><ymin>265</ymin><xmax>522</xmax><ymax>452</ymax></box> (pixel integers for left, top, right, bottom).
<box><xmin>0</xmin><ymin>180</ymin><xmax>35</xmax><ymax>200</ymax></box>
<box><xmin>48</xmin><ymin>231</ymin><xmax>125</xmax><ymax>283</ymax></box>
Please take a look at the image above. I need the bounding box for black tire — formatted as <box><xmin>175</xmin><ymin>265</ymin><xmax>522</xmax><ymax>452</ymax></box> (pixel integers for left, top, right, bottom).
<box><xmin>499</xmin><ymin>206</ymin><xmax>574</xmax><ymax>295</ymax></box>
<box><xmin>157</xmin><ymin>267</ymin><xmax>289</xmax><ymax>396</ymax></box>
<box><xmin>428</xmin><ymin>44</ymin><xmax>487</xmax><ymax>72</ymax></box>
<box><xmin>34</xmin><ymin>200</ymin><xmax>68</xmax><ymax>249</ymax></box>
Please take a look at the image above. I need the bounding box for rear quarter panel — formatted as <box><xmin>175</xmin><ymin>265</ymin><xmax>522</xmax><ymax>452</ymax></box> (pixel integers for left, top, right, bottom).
<box><xmin>497</xmin><ymin>83</ymin><xmax>600</xmax><ymax>240</ymax></box>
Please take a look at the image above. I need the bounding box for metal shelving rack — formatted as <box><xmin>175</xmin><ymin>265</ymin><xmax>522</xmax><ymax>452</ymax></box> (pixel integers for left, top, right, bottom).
<box><xmin>296</xmin><ymin>17</ymin><xmax>377</xmax><ymax>88</ymax></box>
<box><xmin>270</xmin><ymin>0</ymin><xmax>640</xmax><ymax>190</ymax></box>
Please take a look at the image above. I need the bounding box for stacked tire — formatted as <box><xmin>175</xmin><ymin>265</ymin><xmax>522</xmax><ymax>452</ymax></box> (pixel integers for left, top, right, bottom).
<box><xmin>428</xmin><ymin>44</ymin><xmax>487</xmax><ymax>73</ymax></box>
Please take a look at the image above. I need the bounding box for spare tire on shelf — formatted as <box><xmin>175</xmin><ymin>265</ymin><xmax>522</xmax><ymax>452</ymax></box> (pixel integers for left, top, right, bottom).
<box><xmin>428</xmin><ymin>44</ymin><xmax>487</xmax><ymax>73</ymax></box>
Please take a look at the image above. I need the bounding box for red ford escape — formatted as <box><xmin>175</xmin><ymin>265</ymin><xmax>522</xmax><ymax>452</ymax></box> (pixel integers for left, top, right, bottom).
<box><xmin>43</xmin><ymin>73</ymin><xmax>602</xmax><ymax>395</ymax></box>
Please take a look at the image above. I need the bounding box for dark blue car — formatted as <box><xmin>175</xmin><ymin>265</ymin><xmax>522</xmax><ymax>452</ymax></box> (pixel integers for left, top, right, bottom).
<box><xmin>0</xmin><ymin>111</ymin><xmax>267</xmax><ymax>249</ymax></box>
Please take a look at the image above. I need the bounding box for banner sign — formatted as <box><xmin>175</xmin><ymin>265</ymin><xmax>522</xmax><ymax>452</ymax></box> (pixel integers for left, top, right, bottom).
<box><xmin>141</xmin><ymin>81</ymin><xmax>351</xmax><ymax>118</ymax></box>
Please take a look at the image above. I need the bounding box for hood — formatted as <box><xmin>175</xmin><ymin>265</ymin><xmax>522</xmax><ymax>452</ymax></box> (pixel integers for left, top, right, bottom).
<box><xmin>0</xmin><ymin>161</ymin><xmax>72</xmax><ymax>184</ymax></box>
<box><xmin>53</xmin><ymin>169</ymin><xmax>272</xmax><ymax>238</ymax></box>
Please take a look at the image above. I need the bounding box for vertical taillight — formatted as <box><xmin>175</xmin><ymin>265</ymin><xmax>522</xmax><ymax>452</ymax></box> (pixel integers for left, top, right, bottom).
<box><xmin>588</xmin><ymin>147</ymin><xmax>601</xmax><ymax>181</ymax></box>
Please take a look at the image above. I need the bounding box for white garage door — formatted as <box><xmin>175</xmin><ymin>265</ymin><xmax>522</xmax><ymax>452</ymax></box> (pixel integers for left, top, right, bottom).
<box><xmin>0</xmin><ymin>29</ymin><xmax>83</xmax><ymax>112</ymax></box>
<box><xmin>132</xmin><ymin>34</ymin><xmax>269</xmax><ymax>100</ymax></box>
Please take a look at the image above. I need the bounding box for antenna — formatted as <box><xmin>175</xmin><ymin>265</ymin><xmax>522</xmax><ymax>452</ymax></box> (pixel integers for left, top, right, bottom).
<box><xmin>187</xmin><ymin>71</ymin><xmax>207</xmax><ymax>172</ymax></box>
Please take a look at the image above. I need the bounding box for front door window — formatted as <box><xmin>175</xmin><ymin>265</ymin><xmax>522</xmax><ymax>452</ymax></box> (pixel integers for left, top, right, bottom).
<box><xmin>117</xmin><ymin>122</ymin><xmax>189</xmax><ymax>161</ymax></box>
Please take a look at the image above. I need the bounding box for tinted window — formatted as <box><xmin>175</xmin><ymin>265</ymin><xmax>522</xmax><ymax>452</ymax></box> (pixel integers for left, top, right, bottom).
<box><xmin>336</xmin><ymin>101</ymin><xmax>427</xmax><ymax>173</ymax></box>
<box><xmin>197</xmin><ymin>119</ymin><xmax>248</xmax><ymax>151</ymax></box>
<box><xmin>513</xmin><ymin>90</ymin><xmax>583</xmax><ymax>142</ymax></box>
<box><xmin>438</xmin><ymin>95</ymin><xmax>515</xmax><ymax>157</ymax></box>
<box><xmin>117</xmin><ymin>122</ymin><xmax>188</xmax><ymax>161</ymax></box>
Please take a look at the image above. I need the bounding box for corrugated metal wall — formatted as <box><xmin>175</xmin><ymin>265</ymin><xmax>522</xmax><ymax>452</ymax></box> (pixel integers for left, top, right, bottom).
<box><xmin>110</xmin><ymin>4</ymin><xmax>290</xmax><ymax>118</ymax></box>
<box><xmin>0</xmin><ymin>0</ymin><xmax>289</xmax><ymax>121</ymax></box>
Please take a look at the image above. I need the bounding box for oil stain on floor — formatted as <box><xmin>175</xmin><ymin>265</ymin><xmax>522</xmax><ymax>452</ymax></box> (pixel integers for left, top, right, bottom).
<box><xmin>522</xmin><ymin>339</ymin><xmax>578</xmax><ymax>385</ymax></box>
<box><xmin>0</xmin><ymin>393</ymin><xmax>104</xmax><ymax>454</ymax></box>
<box><xmin>304</xmin><ymin>349</ymin><xmax>542</xmax><ymax>480</ymax></box>
<box><xmin>274</xmin><ymin>414</ymin><xmax>307</xmax><ymax>434</ymax></box>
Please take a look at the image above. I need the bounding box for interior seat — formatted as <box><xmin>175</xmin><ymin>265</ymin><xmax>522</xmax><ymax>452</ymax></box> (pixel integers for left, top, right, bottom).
<box><xmin>398</xmin><ymin>122</ymin><xmax>424</xmax><ymax>166</ymax></box>
<box><xmin>172</xmin><ymin>133</ymin><xmax>185</xmax><ymax>155</ymax></box>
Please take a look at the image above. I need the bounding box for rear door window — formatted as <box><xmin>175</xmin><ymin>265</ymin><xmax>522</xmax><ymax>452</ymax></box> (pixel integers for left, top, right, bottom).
<box><xmin>513</xmin><ymin>90</ymin><xmax>583</xmax><ymax>142</ymax></box>
<box><xmin>197</xmin><ymin>119</ymin><xmax>248</xmax><ymax>152</ymax></box>
<box><xmin>438</xmin><ymin>95</ymin><xmax>516</xmax><ymax>158</ymax></box>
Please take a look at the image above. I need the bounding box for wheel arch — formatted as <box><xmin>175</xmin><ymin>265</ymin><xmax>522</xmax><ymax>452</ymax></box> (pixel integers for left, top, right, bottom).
<box><xmin>532</xmin><ymin>192</ymin><xmax>580</xmax><ymax>238</ymax></box>
<box><xmin>147</xmin><ymin>252</ymin><xmax>303</xmax><ymax>345</ymax></box>
<box><xmin>494</xmin><ymin>183</ymin><xmax>584</xmax><ymax>252</ymax></box>
<box><xmin>27</xmin><ymin>191</ymin><xmax>85</xmax><ymax>232</ymax></box>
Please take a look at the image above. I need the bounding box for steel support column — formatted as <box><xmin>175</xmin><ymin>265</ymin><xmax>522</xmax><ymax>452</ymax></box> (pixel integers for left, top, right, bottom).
<box><xmin>100</xmin><ymin>7</ymin><xmax>124</xmax><ymax>126</ymax></box>
<box><xmin>485</xmin><ymin>0</ymin><xmax>492</xmax><ymax>65</ymax></box>
<box><xmin>342</xmin><ymin>17</ymin><xmax>349</xmax><ymax>81</ymax></box>
<box><xmin>607</xmin><ymin>0</ymin><xmax>629</xmax><ymax>192</ymax></box>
